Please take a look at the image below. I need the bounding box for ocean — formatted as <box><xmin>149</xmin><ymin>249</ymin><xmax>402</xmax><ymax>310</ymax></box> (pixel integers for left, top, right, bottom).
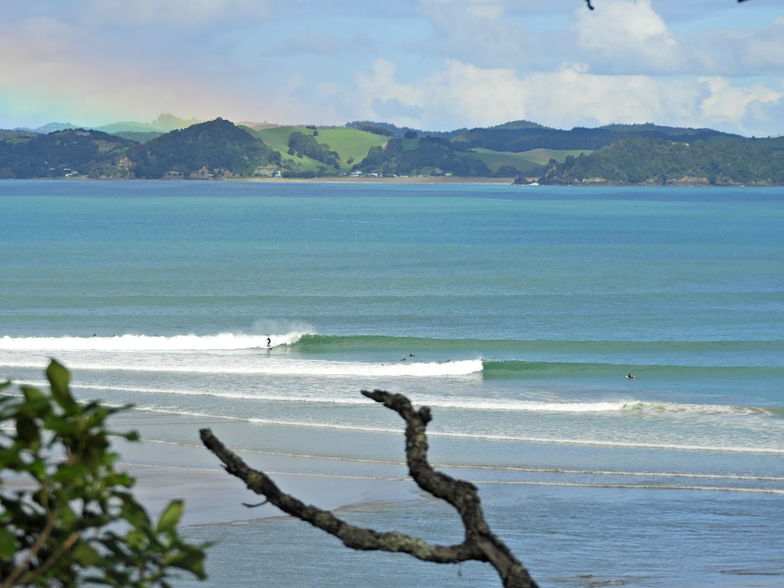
<box><xmin>1</xmin><ymin>179</ymin><xmax>782</xmax><ymax>586</ymax></box>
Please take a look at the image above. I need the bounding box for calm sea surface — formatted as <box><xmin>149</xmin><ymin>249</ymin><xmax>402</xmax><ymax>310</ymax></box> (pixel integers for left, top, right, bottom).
<box><xmin>1</xmin><ymin>180</ymin><xmax>783</xmax><ymax>586</ymax></box>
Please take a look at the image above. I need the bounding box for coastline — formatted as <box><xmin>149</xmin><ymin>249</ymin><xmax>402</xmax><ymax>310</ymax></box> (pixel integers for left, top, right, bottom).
<box><xmin>5</xmin><ymin>176</ymin><xmax>783</xmax><ymax>186</ymax></box>
<box><xmin>225</xmin><ymin>175</ymin><xmax>514</xmax><ymax>184</ymax></box>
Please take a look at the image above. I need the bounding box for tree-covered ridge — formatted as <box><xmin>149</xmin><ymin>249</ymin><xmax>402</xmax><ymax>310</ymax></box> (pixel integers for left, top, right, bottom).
<box><xmin>537</xmin><ymin>137</ymin><xmax>784</xmax><ymax>186</ymax></box>
<box><xmin>131</xmin><ymin>118</ymin><xmax>280</xmax><ymax>179</ymax></box>
<box><xmin>452</xmin><ymin>121</ymin><xmax>739</xmax><ymax>152</ymax></box>
<box><xmin>0</xmin><ymin>117</ymin><xmax>782</xmax><ymax>183</ymax></box>
<box><xmin>0</xmin><ymin>129</ymin><xmax>136</xmax><ymax>178</ymax></box>
<box><xmin>355</xmin><ymin>135</ymin><xmax>491</xmax><ymax>177</ymax></box>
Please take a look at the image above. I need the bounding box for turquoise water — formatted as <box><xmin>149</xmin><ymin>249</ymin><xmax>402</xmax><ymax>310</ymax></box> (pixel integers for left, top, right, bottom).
<box><xmin>1</xmin><ymin>180</ymin><xmax>783</xmax><ymax>586</ymax></box>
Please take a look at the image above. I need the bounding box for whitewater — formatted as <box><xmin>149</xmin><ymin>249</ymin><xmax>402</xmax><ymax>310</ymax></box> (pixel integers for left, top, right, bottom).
<box><xmin>1</xmin><ymin>180</ymin><xmax>783</xmax><ymax>587</ymax></box>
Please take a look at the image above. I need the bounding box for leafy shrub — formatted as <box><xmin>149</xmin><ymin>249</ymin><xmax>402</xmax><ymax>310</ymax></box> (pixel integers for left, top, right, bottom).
<box><xmin>0</xmin><ymin>360</ymin><xmax>208</xmax><ymax>587</ymax></box>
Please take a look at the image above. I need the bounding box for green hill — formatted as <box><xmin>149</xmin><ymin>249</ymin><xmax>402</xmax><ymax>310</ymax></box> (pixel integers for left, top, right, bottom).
<box><xmin>0</xmin><ymin>129</ymin><xmax>135</xmax><ymax>178</ymax></box>
<box><xmin>355</xmin><ymin>136</ymin><xmax>490</xmax><ymax>177</ymax></box>
<box><xmin>471</xmin><ymin>147</ymin><xmax>593</xmax><ymax>176</ymax></box>
<box><xmin>2</xmin><ymin>116</ymin><xmax>783</xmax><ymax>183</ymax></box>
<box><xmin>132</xmin><ymin>118</ymin><xmax>278</xmax><ymax>179</ymax></box>
<box><xmin>250</xmin><ymin>125</ymin><xmax>386</xmax><ymax>176</ymax></box>
<box><xmin>538</xmin><ymin>137</ymin><xmax>784</xmax><ymax>185</ymax></box>
<box><xmin>113</xmin><ymin>131</ymin><xmax>164</xmax><ymax>144</ymax></box>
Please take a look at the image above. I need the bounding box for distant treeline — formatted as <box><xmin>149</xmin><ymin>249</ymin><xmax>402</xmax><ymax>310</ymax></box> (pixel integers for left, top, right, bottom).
<box><xmin>537</xmin><ymin>137</ymin><xmax>784</xmax><ymax>186</ymax></box>
<box><xmin>1</xmin><ymin>117</ymin><xmax>782</xmax><ymax>184</ymax></box>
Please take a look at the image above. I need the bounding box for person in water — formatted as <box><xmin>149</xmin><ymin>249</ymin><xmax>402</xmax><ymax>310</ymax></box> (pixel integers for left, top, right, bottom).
<box><xmin>626</xmin><ymin>373</ymin><xmax>636</xmax><ymax>379</ymax></box>
<box><xmin>266</xmin><ymin>337</ymin><xmax>272</xmax><ymax>347</ymax></box>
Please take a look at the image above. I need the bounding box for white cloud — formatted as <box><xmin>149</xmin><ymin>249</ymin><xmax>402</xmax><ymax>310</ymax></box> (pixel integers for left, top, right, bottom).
<box><xmin>744</xmin><ymin>18</ymin><xmax>784</xmax><ymax>71</ymax></box>
<box><xmin>574</xmin><ymin>0</ymin><xmax>685</xmax><ymax>72</ymax></box>
<box><xmin>699</xmin><ymin>76</ymin><xmax>783</xmax><ymax>133</ymax></box>
<box><xmin>416</xmin><ymin>0</ymin><xmax>531</xmax><ymax>68</ymax></box>
<box><xmin>349</xmin><ymin>58</ymin><xmax>783</xmax><ymax>136</ymax></box>
<box><xmin>355</xmin><ymin>60</ymin><xmax>427</xmax><ymax>126</ymax></box>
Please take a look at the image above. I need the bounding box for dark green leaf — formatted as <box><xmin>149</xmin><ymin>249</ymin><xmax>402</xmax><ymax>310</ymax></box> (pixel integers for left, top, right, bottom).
<box><xmin>0</xmin><ymin>527</ymin><xmax>20</xmax><ymax>558</ymax></box>
<box><xmin>20</xmin><ymin>384</ymin><xmax>45</xmax><ymax>403</ymax></box>
<box><xmin>169</xmin><ymin>547</ymin><xmax>208</xmax><ymax>579</ymax></box>
<box><xmin>16</xmin><ymin>415</ymin><xmax>40</xmax><ymax>445</ymax></box>
<box><xmin>157</xmin><ymin>500</ymin><xmax>184</xmax><ymax>534</ymax></box>
<box><xmin>71</xmin><ymin>541</ymin><xmax>101</xmax><ymax>566</ymax></box>
<box><xmin>46</xmin><ymin>359</ymin><xmax>77</xmax><ymax>412</ymax></box>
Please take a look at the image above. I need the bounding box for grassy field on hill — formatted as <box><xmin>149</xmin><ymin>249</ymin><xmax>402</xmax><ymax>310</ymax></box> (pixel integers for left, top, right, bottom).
<box><xmin>249</xmin><ymin>126</ymin><xmax>386</xmax><ymax>174</ymax></box>
<box><xmin>471</xmin><ymin>147</ymin><xmax>592</xmax><ymax>175</ymax></box>
<box><xmin>519</xmin><ymin>148</ymin><xmax>593</xmax><ymax>165</ymax></box>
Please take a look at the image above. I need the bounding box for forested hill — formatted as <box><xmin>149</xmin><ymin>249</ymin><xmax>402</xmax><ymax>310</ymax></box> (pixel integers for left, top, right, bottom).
<box><xmin>132</xmin><ymin>118</ymin><xmax>280</xmax><ymax>178</ymax></box>
<box><xmin>1</xmin><ymin>117</ymin><xmax>782</xmax><ymax>184</ymax></box>
<box><xmin>0</xmin><ymin>129</ymin><xmax>136</xmax><ymax>178</ymax></box>
<box><xmin>536</xmin><ymin>137</ymin><xmax>784</xmax><ymax>186</ymax></box>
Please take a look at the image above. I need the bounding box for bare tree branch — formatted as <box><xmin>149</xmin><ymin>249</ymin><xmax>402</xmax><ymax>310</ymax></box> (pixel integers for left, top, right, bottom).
<box><xmin>200</xmin><ymin>390</ymin><xmax>538</xmax><ymax>588</ymax></box>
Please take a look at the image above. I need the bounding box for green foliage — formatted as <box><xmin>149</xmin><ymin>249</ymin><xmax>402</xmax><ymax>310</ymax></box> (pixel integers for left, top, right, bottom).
<box><xmin>1</xmin><ymin>119</ymin><xmax>782</xmax><ymax>181</ymax></box>
<box><xmin>470</xmin><ymin>147</ymin><xmax>563</xmax><ymax>176</ymax></box>
<box><xmin>132</xmin><ymin>118</ymin><xmax>277</xmax><ymax>179</ymax></box>
<box><xmin>113</xmin><ymin>132</ymin><xmax>165</xmax><ymax>144</ymax></box>
<box><xmin>538</xmin><ymin>137</ymin><xmax>784</xmax><ymax>185</ymax></box>
<box><xmin>453</xmin><ymin>123</ymin><xmax>739</xmax><ymax>152</ymax></box>
<box><xmin>354</xmin><ymin>136</ymin><xmax>491</xmax><ymax>177</ymax></box>
<box><xmin>251</xmin><ymin>126</ymin><xmax>386</xmax><ymax>175</ymax></box>
<box><xmin>0</xmin><ymin>360</ymin><xmax>208</xmax><ymax>587</ymax></box>
<box><xmin>313</xmin><ymin>128</ymin><xmax>387</xmax><ymax>166</ymax></box>
<box><xmin>287</xmin><ymin>131</ymin><xmax>340</xmax><ymax>168</ymax></box>
<box><xmin>0</xmin><ymin>129</ymin><xmax>135</xmax><ymax>179</ymax></box>
<box><xmin>345</xmin><ymin>122</ymin><xmax>395</xmax><ymax>137</ymax></box>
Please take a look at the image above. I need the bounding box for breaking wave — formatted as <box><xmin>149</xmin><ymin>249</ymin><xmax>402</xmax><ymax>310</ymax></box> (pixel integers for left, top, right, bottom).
<box><xmin>0</xmin><ymin>331</ymin><xmax>309</xmax><ymax>351</ymax></box>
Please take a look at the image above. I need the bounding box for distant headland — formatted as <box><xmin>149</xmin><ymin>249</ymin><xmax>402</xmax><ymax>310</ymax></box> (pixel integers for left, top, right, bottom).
<box><xmin>2</xmin><ymin>115</ymin><xmax>783</xmax><ymax>185</ymax></box>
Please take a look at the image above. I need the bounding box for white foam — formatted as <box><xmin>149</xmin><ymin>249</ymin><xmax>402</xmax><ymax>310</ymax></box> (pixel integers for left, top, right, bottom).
<box><xmin>140</xmin><ymin>439</ymin><xmax>784</xmax><ymax>482</ymax></box>
<box><xmin>1</xmin><ymin>357</ymin><xmax>483</xmax><ymax>378</ymax></box>
<box><xmin>13</xmin><ymin>379</ymin><xmax>772</xmax><ymax>418</ymax></box>
<box><xmin>0</xmin><ymin>331</ymin><xmax>309</xmax><ymax>352</ymax></box>
<box><xmin>129</xmin><ymin>406</ymin><xmax>784</xmax><ymax>455</ymax></box>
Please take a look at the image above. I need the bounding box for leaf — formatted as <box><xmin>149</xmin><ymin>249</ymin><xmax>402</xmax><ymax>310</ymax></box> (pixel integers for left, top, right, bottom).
<box><xmin>126</xmin><ymin>529</ymin><xmax>147</xmax><ymax>551</ymax></box>
<box><xmin>16</xmin><ymin>415</ymin><xmax>40</xmax><ymax>445</ymax></box>
<box><xmin>46</xmin><ymin>360</ymin><xmax>77</xmax><ymax>412</ymax></box>
<box><xmin>106</xmin><ymin>471</ymin><xmax>135</xmax><ymax>488</ymax></box>
<box><xmin>156</xmin><ymin>500</ymin><xmax>184</xmax><ymax>534</ymax></box>
<box><xmin>112</xmin><ymin>430</ymin><xmax>140</xmax><ymax>442</ymax></box>
<box><xmin>20</xmin><ymin>384</ymin><xmax>45</xmax><ymax>403</ymax></box>
<box><xmin>120</xmin><ymin>496</ymin><xmax>151</xmax><ymax>530</ymax></box>
<box><xmin>169</xmin><ymin>547</ymin><xmax>207</xmax><ymax>579</ymax></box>
<box><xmin>71</xmin><ymin>541</ymin><xmax>101</xmax><ymax>566</ymax></box>
<box><xmin>54</xmin><ymin>461</ymin><xmax>89</xmax><ymax>482</ymax></box>
<box><xmin>0</xmin><ymin>527</ymin><xmax>20</xmax><ymax>559</ymax></box>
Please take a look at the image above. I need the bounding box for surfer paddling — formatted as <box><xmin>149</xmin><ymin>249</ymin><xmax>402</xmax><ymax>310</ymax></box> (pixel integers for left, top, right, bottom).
<box><xmin>626</xmin><ymin>373</ymin><xmax>636</xmax><ymax>380</ymax></box>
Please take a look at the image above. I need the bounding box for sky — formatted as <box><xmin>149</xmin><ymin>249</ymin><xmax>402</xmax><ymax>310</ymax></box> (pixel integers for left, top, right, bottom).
<box><xmin>1</xmin><ymin>0</ymin><xmax>783</xmax><ymax>136</ymax></box>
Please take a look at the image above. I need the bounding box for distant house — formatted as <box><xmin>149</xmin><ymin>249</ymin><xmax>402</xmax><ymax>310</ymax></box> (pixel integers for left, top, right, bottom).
<box><xmin>254</xmin><ymin>164</ymin><xmax>281</xmax><ymax>177</ymax></box>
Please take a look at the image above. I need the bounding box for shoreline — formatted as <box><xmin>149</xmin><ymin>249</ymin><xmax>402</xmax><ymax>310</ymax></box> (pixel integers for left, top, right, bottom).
<box><xmin>212</xmin><ymin>176</ymin><xmax>514</xmax><ymax>184</ymax></box>
<box><xmin>4</xmin><ymin>176</ymin><xmax>783</xmax><ymax>187</ymax></box>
